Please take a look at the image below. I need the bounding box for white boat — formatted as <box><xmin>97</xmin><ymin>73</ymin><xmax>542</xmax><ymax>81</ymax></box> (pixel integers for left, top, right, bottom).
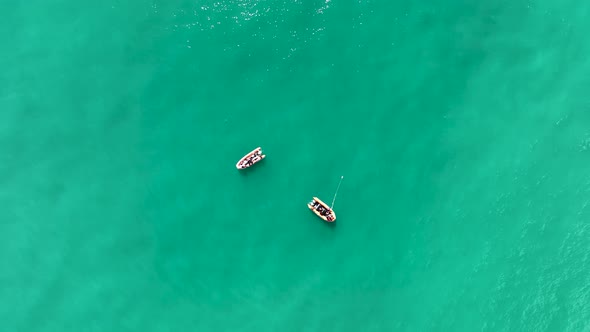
<box><xmin>308</xmin><ymin>196</ymin><xmax>336</xmax><ymax>222</ymax></box>
<box><xmin>307</xmin><ymin>176</ymin><xmax>344</xmax><ymax>223</ymax></box>
<box><xmin>236</xmin><ymin>147</ymin><xmax>265</xmax><ymax>170</ymax></box>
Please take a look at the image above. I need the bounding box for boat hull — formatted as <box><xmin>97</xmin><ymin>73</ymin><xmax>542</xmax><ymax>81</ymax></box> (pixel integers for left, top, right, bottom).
<box><xmin>236</xmin><ymin>147</ymin><xmax>265</xmax><ymax>169</ymax></box>
<box><xmin>308</xmin><ymin>196</ymin><xmax>336</xmax><ymax>222</ymax></box>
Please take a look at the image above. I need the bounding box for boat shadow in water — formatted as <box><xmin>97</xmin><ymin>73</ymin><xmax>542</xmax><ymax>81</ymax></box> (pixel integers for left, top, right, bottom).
<box><xmin>237</xmin><ymin>159</ymin><xmax>268</xmax><ymax>176</ymax></box>
<box><xmin>315</xmin><ymin>214</ymin><xmax>337</xmax><ymax>229</ymax></box>
<box><xmin>323</xmin><ymin>220</ymin><xmax>337</xmax><ymax>229</ymax></box>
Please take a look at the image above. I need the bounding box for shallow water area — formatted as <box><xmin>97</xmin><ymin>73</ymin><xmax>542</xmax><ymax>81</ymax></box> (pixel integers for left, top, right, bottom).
<box><xmin>2</xmin><ymin>0</ymin><xmax>590</xmax><ymax>331</ymax></box>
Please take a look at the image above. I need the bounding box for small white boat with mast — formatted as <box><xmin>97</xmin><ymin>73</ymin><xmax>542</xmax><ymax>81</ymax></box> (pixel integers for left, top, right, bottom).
<box><xmin>308</xmin><ymin>176</ymin><xmax>344</xmax><ymax>223</ymax></box>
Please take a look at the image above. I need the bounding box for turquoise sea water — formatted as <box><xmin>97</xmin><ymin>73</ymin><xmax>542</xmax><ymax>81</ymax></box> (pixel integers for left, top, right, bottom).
<box><xmin>2</xmin><ymin>0</ymin><xmax>590</xmax><ymax>331</ymax></box>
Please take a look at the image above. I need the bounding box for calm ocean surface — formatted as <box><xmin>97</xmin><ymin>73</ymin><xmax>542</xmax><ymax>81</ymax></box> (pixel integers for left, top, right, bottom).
<box><xmin>2</xmin><ymin>0</ymin><xmax>590</xmax><ymax>331</ymax></box>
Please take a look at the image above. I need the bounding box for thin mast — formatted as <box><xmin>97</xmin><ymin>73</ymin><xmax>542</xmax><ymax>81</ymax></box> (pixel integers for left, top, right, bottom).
<box><xmin>330</xmin><ymin>176</ymin><xmax>344</xmax><ymax>210</ymax></box>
